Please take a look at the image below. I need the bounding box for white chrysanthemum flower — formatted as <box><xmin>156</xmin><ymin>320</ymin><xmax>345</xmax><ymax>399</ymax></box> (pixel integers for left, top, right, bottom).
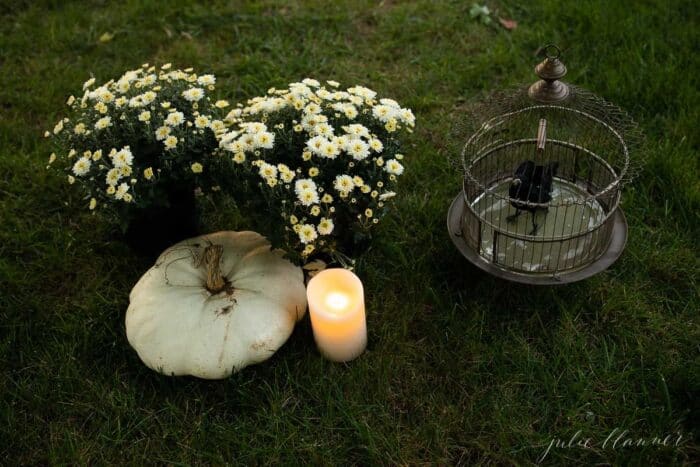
<box><xmin>223</xmin><ymin>139</ymin><xmax>243</xmax><ymax>153</ymax></box>
<box><xmin>182</xmin><ymin>87</ymin><xmax>205</xmax><ymax>102</ymax></box>
<box><xmin>304</xmin><ymin>103</ymin><xmax>322</xmax><ymax>114</ymax></box>
<box><xmin>214</xmin><ymin>100</ymin><xmax>229</xmax><ymax>108</ymax></box>
<box><xmin>89</xmin><ymin>198</ymin><xmax>97</xmax><ymax>210</ymax></box>
<box><xmin>297</xmin><ymin>188</ymin><xmax>319</xmax><ymax>206</ymax></box>
<box><xmin>128</xmin><ymin>96</ymin><xmax>144</xmax><ymax>108</ymax></box>
<box><xmin>116</xmin><ymin>80</ymin><xmax>130</xmax><ymax>93</ymax></box>
<box><xmin>243</xmin><ymin>122</ymin><xmax>266</xmax><ymax>134</ymax></box>
<box><xmin>164</xmin><ymin>111</ymin><xmax>185</xmax><ymax>126</ymax></box>
<box><xmin>143</xmin><ymin>167</ymin><xmax>154</xmax><ymax>180</ymax></box>
<box><xmin>289</xmin><ymin>82</ymin><xmax>312</xmax><ymax>97</ymax></box>
<box><xmin>97</xmin><ymin>88</ymin><xmax>115</xmax><ymax>103</ymax></box>
<box><xmin>306</xmin><ymin>135</ymin><xmax>327</xmax><ymax>156</ymax></box>
<box><xmin>155</xmin><ymin>126</ymin><xmax>170</xmax><ymax>140</ymax></box>
<box><xmin>66</xmin><ymin>95</ymin><xmax>75</xmax><ymax>106</ymax></box>
<box><xmin>347</xmin><ymin>85</ymin><xmax>377</xmax><ymax>100</ymax></box>
<box><xmin>141</xmin><ymin>74</ymin><xmax>157</xmax><ymax>86</ymax></box>
<box><xmin>119</xmin><ymin>165</ymin><xmax>132</xmax><ymax>177</ymax></box>
<box><xmin>72</xmin><ymin>157</ymin><xmax>91</xmax><ymax>176</ymax></box>
<box><xmin>333</xmin><ymin>174</ymin><xmax>354</xmax><ymax>195</ymax></box>
<box><xmin>94</xmin><ymin>102</ymin><xmax>108</xmax><ymax>114</ymax></box>
<box><xmin>332</xmin><ymin>135</ymin><xmax>348</xmax><ymax>148</ymax></box>
<box><xmin>372</xmin><ymin>104</ymin><xmax>397</xmax><ymax>123</ymax></box>
<box><xmin>346</xmin><ymin>139</ymin><xmax>370</xmax><ymax>160</ymax></box>
<box><xmin>379</xmin><ymin>191</ymin><xmax>397</xmax><ymax>201</ymax></box>
<box><xmin>112</xmin><ymin>147</ymin><xmax>134</xmax><ymax>168</ymax></box>
<box><xmin>141</xmin><ymin>91</ymin><xmax>157</xmax><ymax>105</ymax></box>
<box><xmin>344</xmin><ymin>105</ymin><xmax>358</xmax><ymax>119</ymax></box>
<box><xmin>164</xmin><ymin>135</ymin><xmax>178</xmax><ymax>150</ymax></box>
<box><xmin>326</xmin><ymin>80</ymin><xmax>340</xmax><ymax>87</ymax></box>
<box><xmin>280</xmin><ymin>170</ymin><xmax>295</xmax><ymax>183</ymax></box>
<box><xmin>114</xmin><ymin>182</ymin><xmax>129</xmax><ymax>200</ymax></box>
<box><xmin>316</xmin><ymin>89</ymin><xmax>332</xmax><ymax>101</ymax></box>
<box><xmin>297</xmin><ymin>223</ymin><xmax>318</xmax><ymax>244</ymax></box>
<box><xmin>369</xmin><ymin>138</ymin><xmax>384</xmax><ymax>152</ymax></box>
<box><xmin>191</xmin><ymin>162</ymin><xmax>203</xmax><ymax>173</ymax></box>
<box><xmin>138</xmin><ymin>111</ymin><xmax>151</xmax><ymax>122</ymax></box>
<box><xmin>218</xmin><ymin>131</ymin><xmax>239</xmax><ymax>147</ymax></box>
<box><xmin>210</xmin><ymin>119</ymin><xmax>225</xmax><ymax>133</ymax></box>
<box><xmin>194</xmin><ymin>115</ymin><xmax>210</xmax><ymax>128</ymax></box>
<box><xmin>294</xmin><ymin>178</ymin><xmax>317</xmax><ymax>194</ymax></box>
<box><xmin>83</xmin><ymin>77</ymin><xmax>96</xmax><ymax>90</ymax></box>
<box><xmin>399</xmin><ymin>108</ymin><xmax>415</xmax><ymax>126</ymax></box>
<box><xmin>106</xmin><ymin>168</ymin><xmax>121</xmax><ymax>186</ymax></box>
<box><xmin>258</xmin><ymin>162</ymin><xmax>278</xmax><ymax>180</ymax></box>
<box><xmin>238</xmin><ymin>133</ymin><xmax>256</xmax><ymax>151</ymax></box>
<box><xmin>385</xmin><ymin>159</ymin><xmax>404</xmax><ymax>175</ymax></box>
<box><xmin>73</xmin><ymin>123</ymin><xmax>86</xmax><ymax>135</ymax></box>
<box><xmin>317</xmin><ymin>217</ymin><xmax>334</xmax><ymax>235</ymax></box>
<box><xmin>232</xmin><ymin>152</ymin><xmax>246</xmax><ymax>164</ymax></box>
<box><xmin>53</xmin><ymin>120</ymin><xmax>64</xmax><ymax>134</ymax></box>
<box><xmin>302</xmin><ymin>78</ymin><xmax>321</xmax><ymax>87</ymax></box>
<box><xmin>95</xmin><ymin>116</ymin><xmax>112</xmax><ymax>130</ymax></box>
<box><xmin>343</xmin><ymin>123</ymin><xmax>370</xmax><ymax>139</ymax></box>
<box><xmin>254</xmin><ymin>131</ymin><xmax>275</xmax><ymax>149</ymax></box>
<box><xmin>197</xmin><ymin>74</ymin><xmax>216</xmax><ymax>86</ymax></box>
<box><xmin>380</xmin><ymin>98</ymin><xmax>400</xmax><ymax>108</ymax></box>
<box><xmin>125</xmin><ymin>69</ymin><xmax>141</xmax><ymax>80</ymax></box>
<box><xmin>301</xmin><ymin>112</ymin><xmax>327</xmax><ymax>131</ymax></box>
<box><xmin>348</xmin><ymin>94</ymin><xmax>363</xmax><ymax>106</ymax></box>
<box><xmin>320</xmin><ymin>140</ymin><xmax>339</xmax><ymax>159</ymax></box>
<box><xmin>313</xmin><ymin>122</ymin><xmax>334</xmax><ymax>138</ymax></box>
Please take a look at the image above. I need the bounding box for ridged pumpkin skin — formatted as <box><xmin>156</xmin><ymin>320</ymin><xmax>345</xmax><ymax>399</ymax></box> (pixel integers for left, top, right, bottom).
<box><xmin>126</xmin><ymin>231</ymin><xmax>307</xmax><ymax>379</ymax></box>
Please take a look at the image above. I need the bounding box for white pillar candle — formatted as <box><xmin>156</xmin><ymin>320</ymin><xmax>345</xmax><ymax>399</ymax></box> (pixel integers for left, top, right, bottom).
<box><xmin>306</xmin><ymin>268</ymin><xmax>367</xmax><ymax>362</ymax></box>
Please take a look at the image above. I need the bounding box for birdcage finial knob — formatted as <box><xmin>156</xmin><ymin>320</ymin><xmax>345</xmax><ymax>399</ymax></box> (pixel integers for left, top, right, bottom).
<box><xmin>528</xmin><ymin>44</ymin><xmax>570</xmax><ymax>103</ymax></box>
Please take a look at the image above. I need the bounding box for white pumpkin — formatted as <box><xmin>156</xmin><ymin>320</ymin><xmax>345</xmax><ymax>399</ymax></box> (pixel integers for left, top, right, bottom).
<box><xmin>125</xmin><ymin>231</ymin><xmax>307</xmax><ymax>379</ymax></box>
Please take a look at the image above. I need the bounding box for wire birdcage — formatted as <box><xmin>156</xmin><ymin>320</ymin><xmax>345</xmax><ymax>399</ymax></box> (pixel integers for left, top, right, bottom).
<box><xmin>448</xmin><ymin>45</ymin><xmax>643</xmax><ymax>284</ymax></box>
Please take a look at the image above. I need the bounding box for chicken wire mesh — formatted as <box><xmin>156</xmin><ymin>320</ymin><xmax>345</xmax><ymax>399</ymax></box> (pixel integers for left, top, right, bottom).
<box><xmin>450</xmin><ymin>45</ymin><xmax>643</xmax><ymax>281</ymax></box>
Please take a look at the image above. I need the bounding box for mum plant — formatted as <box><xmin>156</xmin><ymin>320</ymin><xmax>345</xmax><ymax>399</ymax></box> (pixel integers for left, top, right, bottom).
<box><xmin>45</xmin><ymin>64</ymin><xmax>230</xmax><ymax>251</ymax></box>
<box><xmin>218</xmin><ymin>78</ymin><xmax>415</xmax><ymax>265</ymax></box>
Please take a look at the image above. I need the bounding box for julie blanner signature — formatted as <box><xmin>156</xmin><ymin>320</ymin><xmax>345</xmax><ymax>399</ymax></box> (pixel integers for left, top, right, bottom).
<box><xmin>538</xmin><ymin>427</ymin><xmax>687</xmax><ymax>463</ymax></box>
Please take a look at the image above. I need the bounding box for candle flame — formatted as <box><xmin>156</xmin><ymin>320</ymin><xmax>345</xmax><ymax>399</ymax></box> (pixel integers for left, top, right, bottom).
<box><xmin>325</xmin><ymin>292</ymin><xmax>349</xmax><ymax>312</ymax></box>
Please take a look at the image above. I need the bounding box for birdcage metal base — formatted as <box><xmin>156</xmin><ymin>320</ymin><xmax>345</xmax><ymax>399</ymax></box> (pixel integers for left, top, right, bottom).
<box><xmin>447</xmin><ymin>193</ymin><xmax>628</xmax><ymax>285</ymax></box>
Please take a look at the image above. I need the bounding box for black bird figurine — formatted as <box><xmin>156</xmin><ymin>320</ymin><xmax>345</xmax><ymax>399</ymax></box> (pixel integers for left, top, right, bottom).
<box><xmin>507</xmin><ymin>160</ymin><xmax>559</xmax><ymax>235</ymax></box>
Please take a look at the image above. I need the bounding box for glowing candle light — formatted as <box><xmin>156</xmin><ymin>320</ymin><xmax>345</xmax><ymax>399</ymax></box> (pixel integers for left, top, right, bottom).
<box><xmin>306</xmin><ymin>268</ymin><xmax>367</xmax><ymax>362</ymax></box>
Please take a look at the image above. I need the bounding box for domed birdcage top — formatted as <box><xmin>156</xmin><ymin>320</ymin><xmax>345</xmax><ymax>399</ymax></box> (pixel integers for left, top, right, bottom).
<box><xmin>458</xmin><ymin>45</ymin><xmax>643</xmax><ymax>209</ymax></box>
<box><xmin>448</xmin><ymin>45</ymin><xmax>644</xmax><ymax>284</ymax></box>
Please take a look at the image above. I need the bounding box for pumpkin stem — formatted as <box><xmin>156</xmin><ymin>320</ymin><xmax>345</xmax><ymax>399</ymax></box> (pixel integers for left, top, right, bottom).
<box><xmin>203</xmin><ymin>244</ymin><xmax>226</xmax><ymax>294</ymax></box>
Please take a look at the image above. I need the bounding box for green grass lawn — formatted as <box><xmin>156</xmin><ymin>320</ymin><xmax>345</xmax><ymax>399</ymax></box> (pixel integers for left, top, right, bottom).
<box><xmin>1</xmin><ymin>0</ymin><xmax>698</xmax><ymax>464</ymax></box>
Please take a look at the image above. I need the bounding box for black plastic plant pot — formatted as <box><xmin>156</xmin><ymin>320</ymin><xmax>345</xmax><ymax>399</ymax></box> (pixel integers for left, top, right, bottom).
<box><xmin>123</xmin><ymin>186</ymin><xmax>199</xmax><ymax>259</ymax></box>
